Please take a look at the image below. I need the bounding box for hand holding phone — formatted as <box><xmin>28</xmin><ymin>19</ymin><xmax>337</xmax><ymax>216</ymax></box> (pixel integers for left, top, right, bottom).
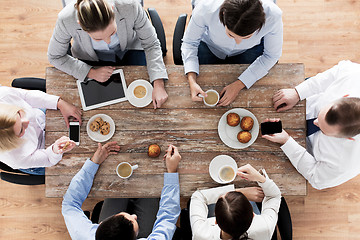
<box><xmin>261</xmin><ymin>121</ymin><xmax>282</xmax><ymax>135</ymax></box>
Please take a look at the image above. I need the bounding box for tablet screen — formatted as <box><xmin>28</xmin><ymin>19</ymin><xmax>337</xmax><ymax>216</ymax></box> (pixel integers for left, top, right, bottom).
<box><xmin>80</xmin><ymin>73</ymin><xmax>126</xmax><ymax>107</ymax></box>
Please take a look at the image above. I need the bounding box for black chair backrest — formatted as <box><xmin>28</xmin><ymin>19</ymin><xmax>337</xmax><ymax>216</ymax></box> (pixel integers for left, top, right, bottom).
<box><xmin>0</xmin><ymin>161</ymin><xmax>45</xmax><ymax>185</ymax></box>
<box><xmin>173</xmin><ymin>14</ymin><xmax>188</xmax><ymax>65</ymax></box>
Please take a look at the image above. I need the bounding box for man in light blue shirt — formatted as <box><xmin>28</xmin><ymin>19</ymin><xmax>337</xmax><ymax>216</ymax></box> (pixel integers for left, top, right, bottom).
<box><xmin>182</xmin><ymin>0</ymin><xmax>283</xmax><ymax>106</ymax></box>
<box><xmin>62</xmin><ymin>142</ymin><xmax>181</xmax><ymax>240</ymax></box>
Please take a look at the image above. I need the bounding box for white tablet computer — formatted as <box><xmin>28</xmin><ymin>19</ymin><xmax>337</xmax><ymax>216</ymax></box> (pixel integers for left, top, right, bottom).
<box><xmin>77</xmin><ymin>69</ymin><xmax>128</xmax><ymax>111</ymax></box>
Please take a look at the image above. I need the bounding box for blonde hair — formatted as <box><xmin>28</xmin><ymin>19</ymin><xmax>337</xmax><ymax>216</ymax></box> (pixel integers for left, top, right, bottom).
<box><xmin>0</xmin><ymin>103</ymin><xmax>24</xmax><ymax>152</ymax></box>
<box><xmin>75</xmin><ymin>0</ymin><xmax>114</xmax><ymax>32</ymax></box>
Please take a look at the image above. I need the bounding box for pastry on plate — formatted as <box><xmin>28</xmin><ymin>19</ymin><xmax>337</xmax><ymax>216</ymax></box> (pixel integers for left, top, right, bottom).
<box><xmin>240</xmin><ymin>116</ymin><xmax>254</xmax><ymax>131</ymax></box>
<box><xmin>100</xmin><ymin>121</ymin><xmax>110</xmax><ymax>135</ymax></box>
<box><xmin>94</xmin><ymin>117</ymin><xmax>104</xmax><ymax>126</ymax></box>
<box><xmin>237</xmin><ymin>131</ymin><xmax>252</xmax><ymax>143</ymax></box>
<box><xmin>90</xmin><ymin>120</ymin><xmax>100</xmax><ymax>132</ymax></box>
<box><xmin>148</xmin><ymin>144</ymin><xmax>161</xmax><ymax>158</ymax></box>
<box><xmin>226</xmin><ymin>113</ymin><xmax>240</xmax><ymax>126</ymax></box>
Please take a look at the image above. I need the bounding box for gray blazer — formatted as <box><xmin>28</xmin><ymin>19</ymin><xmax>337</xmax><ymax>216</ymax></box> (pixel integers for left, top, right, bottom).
<box><xmin>48</xmin><ymin>0</ymin><xmax>168</xmax><ymax>82</ymax></box>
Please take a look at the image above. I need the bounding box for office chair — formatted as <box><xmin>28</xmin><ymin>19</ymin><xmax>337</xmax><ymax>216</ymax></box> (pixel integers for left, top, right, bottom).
<box><xmin>12</xmin><ymin>77</ymin><xmax>46</xmax><ymax>92</ymax></box>
<box><xmin>61</xmin><ymin>0</ymin><xmax>167</xmax><ymax>57</ymax></box>
<box><xmin>0</xmin><ymin>162</ymin><xmax>45</xmax><ymax>185</ymax></box>
<box><xmin>176</xmin><ymin>197</ymin><xmax>292</xmax><ymax>240</ymax></box>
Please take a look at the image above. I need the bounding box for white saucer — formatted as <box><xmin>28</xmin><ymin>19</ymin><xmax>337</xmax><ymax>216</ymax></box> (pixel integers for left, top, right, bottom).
<box><xmin>209</xmin><ymin>155</ymin><xmax>238</xmax><ymax>184</ymax></box>
<box><xmin>86</xmin><ymin>114</ymin><xmax>115</xmax><ymax>142</ymax></box>
<box><xmin>218</xmin><ymin>108</ymin><xmax>259</xmax><ymax>149</ymax></box>
<box><xmin>127</xmin><ymin>79</ymin><xmax>153</xmax><ymax>108</ymax></box>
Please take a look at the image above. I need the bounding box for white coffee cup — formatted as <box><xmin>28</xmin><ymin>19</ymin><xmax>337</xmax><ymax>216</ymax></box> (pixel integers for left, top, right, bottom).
<box><xmin>133</xmin><ymin>84</ymin><xmax>147</xmax><ymax>99</ymax></box>
<box><xmin>116</xmin><ymin>162</ymin><xmax>138</xmax><ymax>179</ymax></box>
<box><xmin>218</xmin><ymin>165</ymin><xmax>236</xmax><ymax>183</ymax></box>
<box><xmin>203</xmin><ymin>89</ymin><xmax>220</xmax><ymax>107</ymax></box>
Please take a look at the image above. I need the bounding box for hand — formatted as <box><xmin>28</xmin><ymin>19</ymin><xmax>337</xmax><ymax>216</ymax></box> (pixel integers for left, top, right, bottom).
<box><xmin>163</xmin><ymin>144</ymin><xmax>181</xmax><ymax>173</ymax></box>
<box><xmin>218</xmin><ymin>80</ymin><xmax>245</xmax><ymax>106</ymax></box>
<box><xmin>237</xmin><ymin>164</ymin><xmax>266</xmax><ymax>183</ymax></box>
<box><xmin>236</xmin><ymin>187</ymin><xmax>264</xmax><ymax>202</ymax></box>
<box><xmin>152</xmin><ymin>79</ymin><xmax>168</xmax><ymax>109</ymax></box>
<box><xmin>91</xmin><ymin>141</ymin><xmax>120</xmax><ymax>165</ymax></box>
<box><xmin>188</xmin><ymin>72</ymin><xmax>206</xmax><ymax>101</ymax></box>
<box><xmin>57</xmin><ymin>98</ymin><xmax>82</xmax><ymax>128</ymax></box>
<box><xmin>273</xmin><ymin>88</ymin><xmax>300</xmax><ymax>112</ymax></box>
<box><xmin>52</xmin><ymin>136</ymin><xmax>76</xmax><ymax>154</ymax></box>
<box><xmin>87</xmin><ymin>66</ymin><xmax>115</xmax><ymax>83</ymax></box>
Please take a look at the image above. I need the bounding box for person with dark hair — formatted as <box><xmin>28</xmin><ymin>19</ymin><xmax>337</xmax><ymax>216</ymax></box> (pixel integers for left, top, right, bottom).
<box><xmin>48</xmin><ymin>0</ymin><xmax>168</xmax><ymax>109</ymax></box>
<box><xmin>263</xmin><ymin>60</ymin><xmax>360</xmax><ymax>190</ymax></box>
<box><xmin>190</xmin><ymin>164</ymin><xmax>281</xmax><ymax>240</ymax></box>
<box><xmin>62</xmin><ymin>143</ymin><xmax>181</xmax><ymax>239</ymax></box>
<box><xmin>181</xmin><ymin>0</ymin><xmax>283</xmax><ymax>106</ymax></box>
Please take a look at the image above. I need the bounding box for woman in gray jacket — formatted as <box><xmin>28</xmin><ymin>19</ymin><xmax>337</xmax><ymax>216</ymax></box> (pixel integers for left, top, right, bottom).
<box><xmin>48</xmin><ymin>0</ymin><xmax>168</xmax><ymax>109</ymax></box>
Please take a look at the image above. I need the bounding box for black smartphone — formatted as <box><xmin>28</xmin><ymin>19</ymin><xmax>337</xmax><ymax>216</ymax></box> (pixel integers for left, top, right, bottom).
<box><xmin>69</xmin><ymin>122</ymin><xmax>80</xmax><ymax>145</ymax></box>
<box><xmin>261</xmin><ymin>121</ymin><xmax>282</xmax><ymax>135</ymax></box>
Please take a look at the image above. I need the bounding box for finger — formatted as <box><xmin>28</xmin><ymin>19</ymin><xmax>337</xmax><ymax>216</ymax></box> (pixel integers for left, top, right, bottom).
<box><xmin>108</xmin><ymin>151</ymin><xmax>119</xmax><ymax>155</ymax></box>
<box><xmin>173</xmin><ymin>146</ymin><xmax>180</xmax><ymax>156</ymax></box>
<box><xmin>199</xmin><ymin>89</ymin><xmax>207</xmax><ymax>98</ymax></box>
<box><xmin>165</xmin><ymin>145</ymin><xmax>173</xmax><ymax>159</ymax></box>
<box><xmin>152</xmin><ymin>98</ymin><xmax>157</xmax><ymax>110</ymax></box>
<box><xmin>156</xmin><ymin>98</ymin><xmax>162</xmax><ymax>108</ymax></box>
<box><xmin>192</xmin><ymin>96</ymin><xmax>203</xmax><ymax>101</ymax></box>
<box><xmin>276</xmin><ymin>104</ymin><xmax>291</xmax><ymax>112</ymax></box>
<box><xmin>273</xmin><ymin>98</ymin><xmax>285</xmax><ymax>110</ymax></box>
<box><xmin>272</xmin><ymin>91</ymin><xmax>283</xmax><ymax>102</ymax></box>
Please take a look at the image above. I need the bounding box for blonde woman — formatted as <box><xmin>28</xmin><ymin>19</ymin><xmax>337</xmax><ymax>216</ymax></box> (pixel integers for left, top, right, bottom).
<box><xmin>48</xmin><ymin>0</ymin><xmax>168</xmax><ymax>109</ymax></box>
<box><xmin>0</xmin><ymin>86</ymin><xmax>81</xmax><ymax>175</ymax></box>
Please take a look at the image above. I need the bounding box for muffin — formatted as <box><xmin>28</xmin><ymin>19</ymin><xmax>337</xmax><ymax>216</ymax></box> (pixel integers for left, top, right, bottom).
<box><xmin>148</xmin><ymin>144</ymin><xmax>161</xmax><ymax>158</ymax></box>
<box><xmin>227</xmin><ymin>113</ymin><xmax>240</xmax><ymax>126</ymax></box>
<box><xmin>240</xmin><ymin>116</ymin><xmax>254</xmax><ymax>131</ymax></box>
<box><xmin>237</xmin><ymin>131</ymin><xmax>252</xmax><ymax>143</ymax></box>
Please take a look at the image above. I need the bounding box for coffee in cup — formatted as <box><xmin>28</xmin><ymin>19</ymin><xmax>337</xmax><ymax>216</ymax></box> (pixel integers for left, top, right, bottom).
<box><xmin>116</xmin><ymin>162</ymin><xmax>138</xmax><ymax>179</ymax></box>
<box><xmin>133</xmin><ymin>85</ymin><xmax>147</xmax><ymax>99</ymax></box>
<box><xmin>218</xmin><ymin>165</ymin><xmax>236</xmax><ymax>182</ymax></box>
<box><xmin>204</xmin><ymin>89</ymin><xmax>219</xmax><ymax>107</ymax></box>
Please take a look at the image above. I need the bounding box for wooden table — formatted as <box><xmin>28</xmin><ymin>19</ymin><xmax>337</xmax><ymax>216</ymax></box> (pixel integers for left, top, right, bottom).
<box><xmin>45</xmin><ymin>64</ymin><xmax>306</xmax><ymax>198</ymax></box>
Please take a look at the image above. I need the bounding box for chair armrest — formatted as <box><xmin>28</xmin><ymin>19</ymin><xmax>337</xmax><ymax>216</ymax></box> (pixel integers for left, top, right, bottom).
<box><xmin>172</xmin><ymin>14</ymin><xmax>187</xmax><ymax>65</ymax></box>
<box><xmin>0</xmin><ymin>172</ymin><xmax>45</xmax><ymax>185</ymax></box>
<box><xmin>12</xmin><ymin>77</ymin><xmax>46</xmax><ymax>92</ymax></box>
<box><xmin>147</xmin><ymin>8</ymin><xmax>167</xmax><ymax>57</ymax></box>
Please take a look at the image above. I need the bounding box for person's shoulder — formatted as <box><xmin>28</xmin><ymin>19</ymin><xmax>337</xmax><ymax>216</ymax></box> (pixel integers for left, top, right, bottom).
<box><xmin>58</xmin><ymin>2</ymin><xmax>77</xmax><ymax>20</ymax></box>
<box><xmin>262</xmin><ymin>0</ymin><xmax>282</xmax><ymax>20</ymax></box>
<box><xmin>337</xmin><ymin>60</ymin><xmax>360</xmax><ymax>69</ymax></box>
<box><xmin>113</xmin><ymin>0</ymin><xmax>139</xmax><ymax>9</ymax></box>
<box><xmin>192</xmin><ymin>0</ymin><xmax>223</xmax><ymax>17</ymax></box>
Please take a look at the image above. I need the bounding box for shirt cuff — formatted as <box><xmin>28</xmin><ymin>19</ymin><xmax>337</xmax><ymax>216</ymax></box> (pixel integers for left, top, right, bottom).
<box><xmin>45</xmin><ymin>94</ymin><xmax>60</xmax><ymax>110</ymax></box>
<box><xmin>238</xmin><ymin>70</ymin><xmax>257</xmax><ymax>89</ymax></box>
<box><xmin>184</xmin><ymin>59</ymin><xmax>200</xmax><ymax>76</ymax></box>
<box><xmin>280</xmin><ymin>137</ymin><xmax>301</xmax><ymax>166</ymax></box>
<box><xmin>45</xmin><ymin>144</ymin><xmax>63</xmax><ymax>166</ymax></box>
<box><xmin>164</xmin><ymin>172</ymin><xmax>179</xmax><ymax>185</ymax></box>
<box><xmin>82</xmin><ymin>158</ymin><xmax>99</xmax><ymax>176</ymax></box>
<box><xmin>149</xmin><ymin>72</ymin><xmax>169</xmax><ymax>83</ymax></box>
<box><xmin>295</xmin><ymin>81</ymin><xmax>311</xmax><ymax>100</ymax></box>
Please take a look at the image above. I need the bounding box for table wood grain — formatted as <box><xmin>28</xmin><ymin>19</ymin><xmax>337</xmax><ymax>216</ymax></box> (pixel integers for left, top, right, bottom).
<box><xmin>45</xmin><ymin>64</ymin><xmax>306</xmax><ymax>198</ymax></box>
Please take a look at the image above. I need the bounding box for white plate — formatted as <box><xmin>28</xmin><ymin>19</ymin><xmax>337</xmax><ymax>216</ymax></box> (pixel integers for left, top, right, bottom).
<box><xmin>218</xmin><ymin>108</ymin><xmax>259</xmax><ymax>149</ymax></box>
<box><xmin>209</xmin><ymin>155</ymin><xmax>238</xmax><ymax>184</ymax></box>
<box><xmin>127</xmin><ymin>79</ymin><xmax>153</xmax><ymax>108</ymax></box>
<box><xmin>86</xmin><ymin>114</ymin><xmax>115</xmax><ymax>142</ymax></box>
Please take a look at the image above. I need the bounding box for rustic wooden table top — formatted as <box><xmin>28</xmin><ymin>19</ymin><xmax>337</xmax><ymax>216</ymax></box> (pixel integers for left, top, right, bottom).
<box><xmin>45</xmin><ymin>64</ymin><xmax>306</xmax><ymax>198</ymax></box>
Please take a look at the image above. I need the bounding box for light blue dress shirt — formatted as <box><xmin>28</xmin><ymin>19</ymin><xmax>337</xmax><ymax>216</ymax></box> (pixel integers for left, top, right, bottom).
<box><xmin>62</xmin><ymin>159</ymin><xmax>180</xmax><ymax>240</ymax></box>
<box><xmin>90</xmin><ymin>33</ymin><xmax>127</xmax><ymax>62</ymax></box>
<box><xmin>181</xmin><ymin>0</ymin><xmax>283</xmax><ymax>88</ymax></box>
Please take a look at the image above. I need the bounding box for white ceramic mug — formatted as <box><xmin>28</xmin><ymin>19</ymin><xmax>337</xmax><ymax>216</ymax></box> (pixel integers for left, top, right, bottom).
<box><xmin>116</xmin><ymin>162</ymin><xmax>138</xmax><ymax>179</ymax></box>
<box><xmin>218</xmin><ymin>165</ymin><xmax>236</xmax><ymax>183</ymax></box>
<box><xmin>203</xmin><ymin>89</ymin><xmax>220</xmax><ymax>107</ymax></box>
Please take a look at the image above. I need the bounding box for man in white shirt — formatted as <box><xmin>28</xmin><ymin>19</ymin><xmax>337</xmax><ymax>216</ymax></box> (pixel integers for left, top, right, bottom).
<box><xmin>181</xmin><ymin>0</ymin><xmax>282</xmax><ymax>106</ymax></box>
<box><xmin>263</xmin><ymin>60</ymin><xmax>360</xmax><ymax>190</ymax></box>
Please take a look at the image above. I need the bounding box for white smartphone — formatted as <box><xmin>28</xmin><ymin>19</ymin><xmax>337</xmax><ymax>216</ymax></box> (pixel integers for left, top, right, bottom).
<box><xmin>69</xmin><ymin>122</ymin><xmax>80</xmax><ymax>145</ymax></box>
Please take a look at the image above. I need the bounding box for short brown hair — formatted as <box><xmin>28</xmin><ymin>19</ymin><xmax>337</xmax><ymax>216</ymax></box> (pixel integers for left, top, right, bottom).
<box><xmin>215</xmin><ymin>191</ymin><xmax>253</xmax><ymax>239</ymax></box>
<box><xmin>75</xmin><ymin>0</ymin><xmax>114</xmax><ymax>32</ymax></box>
<box><xmin>325</xmin><ymin>97</ymin><xmax>360</xmax><ymax>137</ymax></box>
<box><xmin>219</xmin><ymin>0</ymin><xmax>265</xmax><ymax>37</ymax></box>
<box><xmin>0</xmin><ymin>103</ymin><xmax>24</xmax><ymax>152</ymax></box>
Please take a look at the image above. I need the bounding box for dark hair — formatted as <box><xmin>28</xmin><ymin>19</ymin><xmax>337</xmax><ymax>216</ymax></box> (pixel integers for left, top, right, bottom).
<box><xmin>75</xmin><ymin>0</ymin><xmax>114</xmax><ymax>32</ymax></box>
<box><xmin>215</xmin><ymin>191</ymin><xmax>253</xmax><ymax>240</ymax></box>
<box><xmin>219</xmin><ymin>0</ymin><xmax>265</xmax><ymax>37</ymax></box>
<box><xmin>325</xmin><ymin>97</ymin><xmax>360</xmax><ymax>137</ymax></box>
<box><xmin>96</xmin><ymin>214</ymin><xmax>136</xmax><ymax>240</ymax></box>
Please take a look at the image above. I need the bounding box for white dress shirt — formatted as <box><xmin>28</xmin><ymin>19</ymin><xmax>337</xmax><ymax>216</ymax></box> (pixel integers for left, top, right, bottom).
<box><xmin>280</xmin><ymin>60</ymin><xmax>360</xmax><ymax>190</ymax></box>
<box><xmin>190</xmin><ymin>172</ymin><xmax>281</xmax><ymax>240</ymax></box>
<box><xmin>181</xmin><ymin>0</ymin><xmax>283</xmax><ymax>88</ymax></box>
<box><xmin>0</xmin><ymin>87</ymin><xmax>62</xmax><ymax>169</ymax></box>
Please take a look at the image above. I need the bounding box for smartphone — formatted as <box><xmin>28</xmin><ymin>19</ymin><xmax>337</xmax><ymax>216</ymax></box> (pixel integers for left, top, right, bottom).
<box><xmin>261</xmin><ymin>121</ymin><xmax>282</xmax><ymax>135</ymax></box>
<box><xmin>69</xmin><ymin>122</ymin><xmax>80</xmax><ymax>145</ymax></box>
